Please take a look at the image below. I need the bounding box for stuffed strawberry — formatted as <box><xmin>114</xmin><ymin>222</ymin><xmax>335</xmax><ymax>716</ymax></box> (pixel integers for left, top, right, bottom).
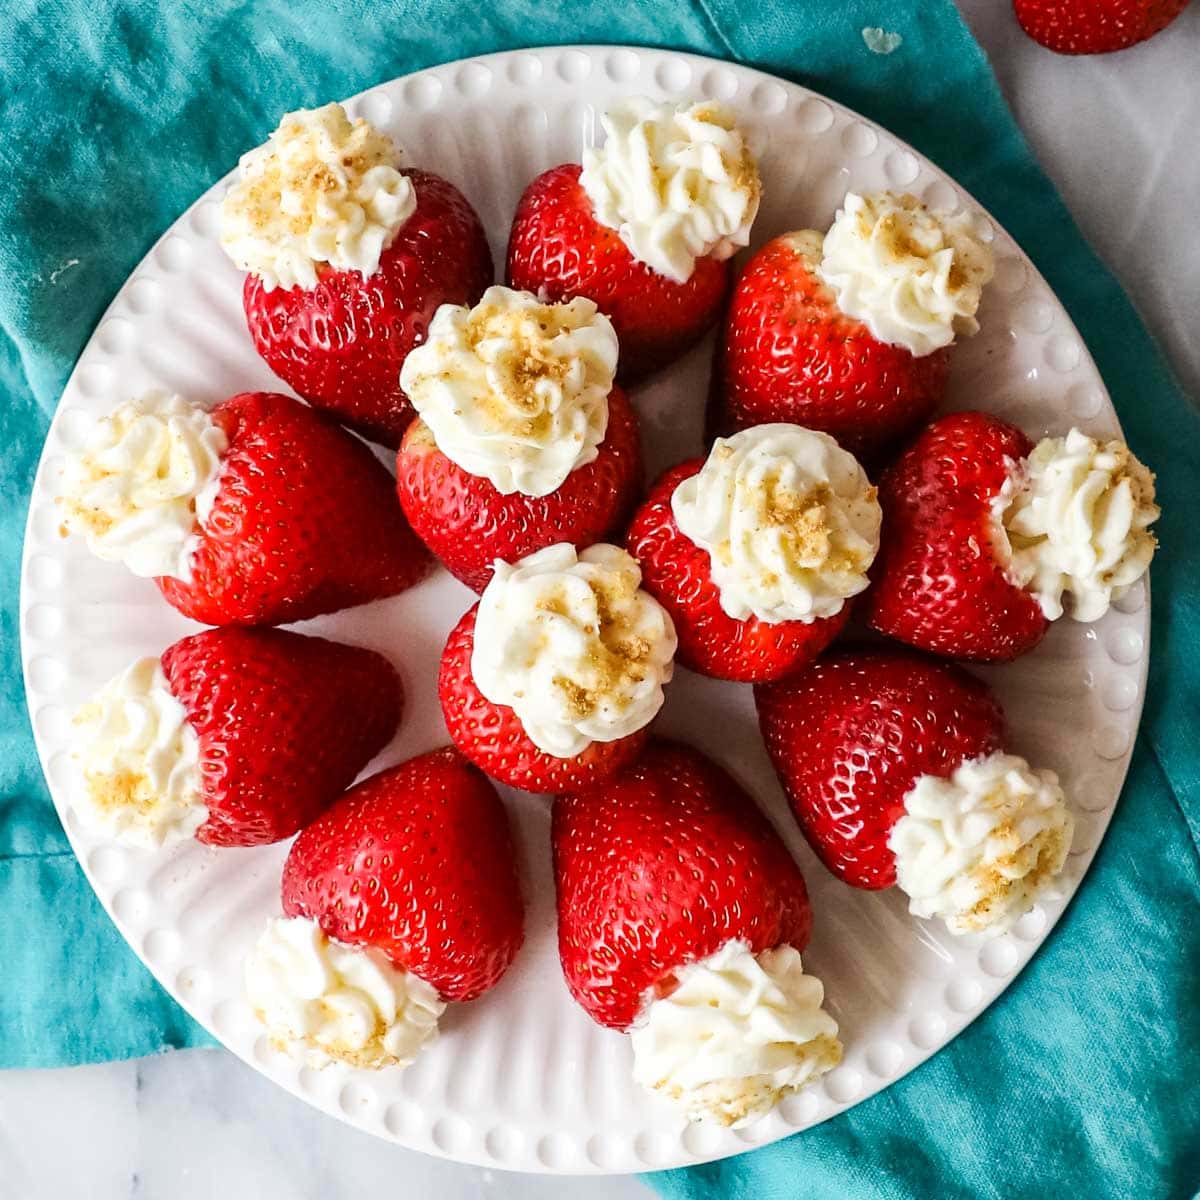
<box><xmin>71</xmin><ymin>627</ymin><xmax>401</xmax><ymax>848</ymax></box>
<box><xmin>756</xmin><ymin>644</ymin><xmax>1075</xmax><ymax>934</ymax></box>
<box><xmin>865</xmin><ymin>410</ymin><xmax>1159</xmax><ymax>661</ymax></box>
<box><xmin>395</xmin><ymin>286</ymin><xmax>641</xmax><ymax>591</ymax></box>
<box><xmin>220</xmin><ymin>103</ymin><xmax>493</xmax><ymax>447</ymax></box>
<box><xmin>627</xmin><ymin>424</ymin><xmax>880</xmax><ymax>681</ymax></box>
<box><xmin>59</xmin><ymin>389</ymin><xmax>429</xmax><ymax>626</ymax></box>
<box><xmin>439</xmin><ymin>543</ymin><xmax>677</xmax><ymax>792</ymax></box>
<box><xmin>1014</xmin><ymin>0</ymin><xmax>1190</xmax><ymax>53</ymax></box>
<box><xmin>245</xmin><ymin>747</ymin><xmax>523</xmax><ymax>1069</ymax></box>
<box><xmin>507</xmin><ymin>97</ymin><xmax>760</xmax><ymax>379</ymax></box>
<box><xmin>713</xmin><ymin>192</ymin><xmax>995</xmax><ymax>457</ymax></box>
<box><xmin>554</xmin><ymin>739</ymin><xmax>841</xmax><ymax>1127</ymax></box>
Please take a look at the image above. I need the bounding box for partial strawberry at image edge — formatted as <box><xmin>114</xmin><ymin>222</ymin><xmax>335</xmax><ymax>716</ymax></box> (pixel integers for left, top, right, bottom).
<box><xmin>713</xmin><ymin>233</ymin><xmax>951</xmax><ymax>461</ymax></box>
<box><xmin>438</xmin><ymin>606</ymin><xmax>648</xmax><ymax>794</ymax></box>
<box><xmin>244</xmin><ymin>169</ymin><xmax>494</xmax><ymax>449</ymax></box>
<box><xmin>158</xmin><ymin>391</ymin><xmax>431</xmax><ymax>627</ymax></box>
<box><xmin>506</xmin><ymin>163</ymin><xmax>731</xmax><ymax>380</ymax></box>
<box><xmin>864</xmin><ymin>409</ymin><xmax>1050</xmax><ymax>663</ymax></box>
<box><xmin>552</xmin><ymin>738</ymin><xmax>815</xmax><ymax>1031</ymax></box>
<box><xmin>396</xmin><ymin>387</ymin><xmax>643</xmax><ymax>593</ymax></box>
<box><xmin>162</xmin><ymin>626</ymin><xmax>403</xmax><ymax>848</ymax></box>
<box><xmin>755</xmin><ymin>644</ymin><xmax>1006</xmax><ymax>890</ymax></box>
<box><xmin>627</xmin><ymin>459</ymin><xmax>852</xmax><ymax>683</ymax></box>
<box><xmin>1013</xmin><ymin>0</ymin><xmax>1191</xmax><ymax>54</ymax></box>
<box><xmin>281</xmin><ymin>747</ymin><xmax>524</xmax><ymax>1003</ymax></box>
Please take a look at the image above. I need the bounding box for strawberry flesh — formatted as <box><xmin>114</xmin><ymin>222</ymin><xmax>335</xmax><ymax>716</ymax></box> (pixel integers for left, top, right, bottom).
<box><xmin>1013</xmin><ymin>0</ymin><xmax>1190</xmax><ymax>53</ymax></box>
<box><xmin>864</xmin><ymin>409</ymin><xmax>1049</xmax><ymax>662</ymax></box>
<box><xmin>282</xmin><ymin>747</ymin><xmax>524</xmax><ymax>1002</ymax></box>
<box><xmin>627</xmin><ymin>459</ymin><xmax>850</xmax><ymax>682</ymax></box>
<box><xmin>755</xmin><ymin>644</ymin><xmax>1006</xmax><ymax>889</ymax></box>
<box><xmin>438</xmin><ymin>606</ymin><xmax>648</xmax><ymax>794</ymax></box>
<box><xmin>507</xmin><ymin>164</ymin><xmax>730</xmax><ymax>380</ymax></box>
<box><xmin>397</xmin><ymin>386</ymin><xmax>642</xmax><ymax>593</ymax></box>
<box><xmin>244</xmin><ymin>170</ymin><xmax>493</xmax><ymax>448</ymax></box>
<box><xmin>553</xmin><ymin>738</ymin><xmax>813</xmax><ymax>1030</ymax></box>
<box><xmin>162</xmin><ymin>627</ymin><xmax>402</xmax><ymax>847</ymax></box>
<box><xmin>158</xmin><ymin>391</ymin><xmax>430</xmax><ymax>627</ymax></box>
<box><xmin>715</xmin><ymin>234</ymin><xmax>950</xmax><ymax>459</ymax></box>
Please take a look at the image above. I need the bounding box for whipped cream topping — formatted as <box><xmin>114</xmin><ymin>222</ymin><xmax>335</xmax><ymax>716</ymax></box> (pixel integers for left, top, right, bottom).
<box><xmin>889</xmin><ymin>751</ymin><xmax>1074</xmax><ymax>935</ymax></box>
<box><xmin>671</xmin><ymin>424</ymin><xmax>881</xmax><ymax>625</ymax></box>
<box><xmin>817</xmin><ymin>191</ymin><xmax>995</xmax><ymax>357</ymax></box>
<box><xmin>245</xmin><ymin>917</ymin><xmax>444</xmax><ymax>1070</ymax></box>
<box><xmin>995</xmin><ymin>429</ymin><xmax>1159</xmax><ymax>622</ymax></box>
<box><xmin>220</xmin><ymin>102</ymin><xmax>416</xmax><ymax>291</ymax></box>
<box><xmin>399</xmin><ymin>286</ymin><xmax>618</xmax><ymax>497</ymax></box>
<box><xmin>579</xmin><ymin>97</ymin><xmax>761</xmax><ymax>284</ymax></box>
<box><xmin>72</xmin><ymin>657</ymin><xmax>206</xmax><ymax>849</ymax></box>
<box><xmin>58</xmin><ymin>392</ymin><xmax>226</xmax><ymax>581</ymax></box>
<box><xmin>471</xmin><ymin>543</ymin><xmax>677</xmax><ymax>758</ymax></box>
<box><xmin>630</xmin><ymin>940</ymin><xmax>842</xmax><ymax>1127</ymax></box>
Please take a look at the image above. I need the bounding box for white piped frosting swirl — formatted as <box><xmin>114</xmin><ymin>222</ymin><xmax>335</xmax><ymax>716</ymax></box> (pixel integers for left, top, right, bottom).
<box><xmin>220</xmin><ymin>102</ymin><xmax>416</xmax><ymax>291</ymax></box>
<box><xmin>471</xmin><ymin>543</ymin><xmax>677</xmax><ymax>758</ymax></box>
<box><xmin>399</xmin><ymin>286</ymin><xmax>618</xmax><ymax>496</ymax></box>
<box><xmin>996</xmin><ymin>429</ymin><xmax>1158</xmax><ymax>622</ymax></box>
<box><xmin>59</xmin><ymin>392</ymin><xmax>226</xmax><ymax>581</ymax></box>
<box><xmin>889</xmin><ymin>751</ymin><xmax>1074</xmax><ymax>935</ymax></box>
<box><xmin>72</xmin><ymin>657</ymin><xmax>206</xmax><ymax>849</ymax></box>
<box><xmin>817</xmin><ymin>191</ymin><xmax>995</xmax><ymax>356</ymax></box>
<box><xmin>580</xmin><ymin>97</ymin><xmax>761</xmax><ymax>283</ymax></box>
<box><xmin>245</xmin><ymin>917</ymin><xmax>444</xmax><ymax>1070</ymax></box>
<box><xmin>671</xmin><ymin>425</ymin><xmax>881</xmax><ymax>624</ymax></box>
<box><xmin>630</xmin><ymin>940</ymin><xmax>842</xmax><ymax>1127</ymax></box>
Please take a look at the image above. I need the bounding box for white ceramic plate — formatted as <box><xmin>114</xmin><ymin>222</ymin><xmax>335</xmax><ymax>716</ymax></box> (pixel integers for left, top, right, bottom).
<box><xmin>20</xmin><ymin>46</ymin><xmax>1149</xmax><ymax>1175</ymax></box>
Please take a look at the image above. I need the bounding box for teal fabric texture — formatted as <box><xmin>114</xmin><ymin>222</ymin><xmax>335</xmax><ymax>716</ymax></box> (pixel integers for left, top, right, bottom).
<box><xmin>2</xmin><ymin>1</ymin><xmax>1196</xmax><ymax>1194</ymax></box>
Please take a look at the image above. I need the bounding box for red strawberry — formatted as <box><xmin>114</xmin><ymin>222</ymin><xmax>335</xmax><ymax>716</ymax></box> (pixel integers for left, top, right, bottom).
<box><xmin>396</xmin><ymin>386</ymin><xmax>641</xmax><ymax>593</ymax></box>
<box><xmin>552</xmin><ymin>739</ymin><xmax>814</xmax><ymax>1030</ymax></box>
<box><xmin>713</xmin><ymin>233</ymin><xmax>950</xmax><ymax>458</ymax></box>
<box><xmin>506</xmin><ymin>164</ymin><xmax>730</xmax><ymax>380</ymax></box>
<box><xmin>863</xmin><ymin>410</ymin><xmax>1049</xmax><ymax>662</ymax></box>
<box><xmin>161</xmin><ymin>626</ymin><xmax>402</xmax><ymax>847</ymax></box>
<box><xmin>159</xmin><ymin>391</ymin><xmax>429</xmax><ymax>626</ymax></box>
<box><xmin>438</xmin><ymin>606</ymin><xmax>648</xmax><ymax>793</ymax></box>
<box><xmin>1014</xmin><ymin>0</ymin><xmax>1190</xmax><ymax>53</ymax></box>
<box><xmin>244</xmin><ymin>170</ymin><xmax>493</xmax><ymax>448</ymax></box>
<box><xmin>282</xmin><ymin>747</ymin><xmax>523</xmax><ymax>1002</ymax></box>
<box><xmin>755</xmin><ymin>645</ymin><xmax>1005</xmax><ymax>890</ymax></box>
<box><xmin>626</xmin><ymin>460</ymin><xmax>850</xmax><ymax>682</ymax></box>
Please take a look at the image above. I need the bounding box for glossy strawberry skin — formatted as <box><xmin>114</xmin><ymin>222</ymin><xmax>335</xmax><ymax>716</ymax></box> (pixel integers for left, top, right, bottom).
<box><xmin>714</xmin><ymin>234</ymin><xmax>950</xmax><ymax>459</ymax></box>
<box><xmin>626</xmin><ymin>460</ymin><xmax>850</xmax><ymax>682</ymax></box>
<box><xmin>158</xmin><ymin>392</ymin><xmax>430</xmax><ymax>627</ymax></box>
<box><xmin>755</xmin><ymin>645</ymin><xmax>1005</xmax><ymax>890</ymax></box>
<box><xmin>506</xmin><ymin>164</ymin><xmax>730</xmax><ymax>380</ymax></box>
<box><xmin>438</xmin><ymin>607</ymin><xmax>647</xmax><ymax>794</ymax></box>
<box><xmin>396</xmin><ymin>387</ymin><xmax>642</xmax><ymax>593</ymax></box>
<box><xmin>282</xmin><ymin>748</ymin><xmax>524</xmax><ymax>1002</ymax></box>
<box><xmin>553</xmin><ymin>739</ymin><xmax>813</xmax><ymax>1030</ymax></box>
<box><xmin>161</xmin><ymin>627</ymin><xmax>401</xmax><ymax>848</ymax></box>
<box><xmin>864</xmin><ymin>410</ymin><xmax>1050</xmax><ymax>662</ymax></box>
<box><xmin>1013</xmin><ymin>0</ymin><xmax>1189</xmax><ymax>53</ymax></box>
<box><xmin>244</xmin><ymin>170</ymin><xmax>493</xmax><ymax>448</ymax></box>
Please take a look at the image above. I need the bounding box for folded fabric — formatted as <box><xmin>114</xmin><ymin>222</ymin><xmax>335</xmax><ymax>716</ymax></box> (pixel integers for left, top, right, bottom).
<box><xmin>1</xmin><ymin>1</ymin><xmax>1196</xmax><ymax>1196</ymax></box>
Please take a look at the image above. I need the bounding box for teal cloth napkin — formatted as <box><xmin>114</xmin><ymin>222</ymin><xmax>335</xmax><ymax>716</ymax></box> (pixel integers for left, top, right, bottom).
<box><xmin>3</xmin><ymin>1</ymin><xmax>1197</xmax><ymax>1194</ymax></box>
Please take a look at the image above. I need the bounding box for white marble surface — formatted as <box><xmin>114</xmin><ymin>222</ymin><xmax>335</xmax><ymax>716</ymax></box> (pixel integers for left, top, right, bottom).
<box><xmin>960</xmin><ymin>0</ymin><xmax>1200</xmax><ymax>407</ymax></box>
<box><xmin>3</xmin><ymin>7</ymin><xmax>1196</xmax><ymax>1198</ymax></box>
